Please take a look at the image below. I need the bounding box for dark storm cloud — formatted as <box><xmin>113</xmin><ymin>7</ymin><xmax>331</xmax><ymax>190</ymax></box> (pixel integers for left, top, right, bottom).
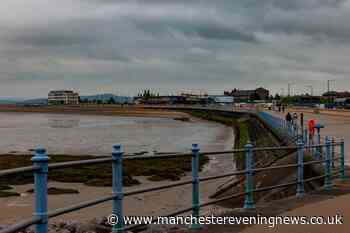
<box><xmin>272</xmin><ymin>0</ymin><xmax>346</xmax><ymax>10</ymax></box>
<box><xmin>6</xmin><ymin>18</ymin><xmax>105</xmax><ymax>47</ymax></box>
<box><xmin>132</xmin><ymin>19</ymin><xmax>260</xmax><ymax>43</ymax></box>
<box><xmin>1</xmin><ymin>0</ymin><xmax>350</xmax><ymax>98</ymax></box>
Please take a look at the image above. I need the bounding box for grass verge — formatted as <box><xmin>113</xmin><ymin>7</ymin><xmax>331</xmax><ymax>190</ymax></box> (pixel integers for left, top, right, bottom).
<box><xmin>0</xmin><ymin>153</ymin><xmax>209</xmax><ymax>197</ymax></box>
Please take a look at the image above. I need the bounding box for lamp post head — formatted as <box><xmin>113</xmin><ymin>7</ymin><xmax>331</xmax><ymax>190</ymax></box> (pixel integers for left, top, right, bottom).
<box><xmin>314</xmin><ymin>123</ymin><xmax>324</xmax><ymax>129</ymax></box>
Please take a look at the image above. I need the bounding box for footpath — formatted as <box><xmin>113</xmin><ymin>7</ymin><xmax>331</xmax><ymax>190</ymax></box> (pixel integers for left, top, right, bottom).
<box><xmin>190</xmin><ymin>109</ymin><xmax>350</xmax><ymax>233</ymax></box>
<box><xmin>189</xmin><ymin>178</ymin><xmax>350</xmax><ymax>233</ymax></box>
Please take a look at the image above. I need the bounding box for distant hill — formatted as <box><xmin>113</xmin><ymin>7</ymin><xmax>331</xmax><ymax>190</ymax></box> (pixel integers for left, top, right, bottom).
<box><xmin>80</xmin><ymin>94</ymin><xmax>134</xmax><ymax>103</ymax></box>
<box><xmin>0</xmin><ymin>94</ymin><xmax>134</xmax><ymax>105</ymax></box>
<box><xmin>0</xmin><ymin>99</ymin><xmax>19</xmax><ymax>104</ymax></box>
<box><xmin>18</xmin><ymin>98</ymin><xmax>48</xmax><ymax>105</ymax></box>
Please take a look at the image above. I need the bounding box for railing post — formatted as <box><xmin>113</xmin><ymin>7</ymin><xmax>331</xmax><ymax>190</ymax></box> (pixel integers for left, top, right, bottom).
<box><xmin>31</xmin><ymin>147</ymin><xmax>49</xmax><ymax>233</ymax></box>
<box><xmin>244</xmin><ymin>142</ymin><xmax>255</xmax><ymax>209</ymax></box>
<box><xmin>340</xmin><ymin>138</ymin><xmax>345</xmax><ymax>180</ymax></box>
<box><xmin>332</xmin><ymin>137</ymin><xmax>335</xmax><ymax>168</ymax></box>
<box><xmin>191</xmin><ymin>144</ymin><xmax>201</xmax><ymax>229</ymax></box>
<box><xmin>304</xmin><ymin>128</ymin><xmax>308</xmax><ymax>146</ymax></box>
<box><xmin>324</xmin><ymin>137</ymin><xmax>332</xmax><ymax>191</ymax></box>
<box><xmin>297</xmin><ymin>139</ymin><xmax>305</xmax><ymax>197</ymax></box>
<box><xmin>316</xmin><ymin>130</ymin><xmax>321</xmax><ymax>158</ymax></box>
<box><xmin>112</xmin><ymin>144</ymin><xmax>124</xmax><ymax>233</ymax></box>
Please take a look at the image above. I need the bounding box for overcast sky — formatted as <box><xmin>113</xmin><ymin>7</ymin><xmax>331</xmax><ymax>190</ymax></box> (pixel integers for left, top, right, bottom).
<box><xmin>1</xmin><ymin>0</ymin><xmax>350</xmax><ymax>98</ymax></box>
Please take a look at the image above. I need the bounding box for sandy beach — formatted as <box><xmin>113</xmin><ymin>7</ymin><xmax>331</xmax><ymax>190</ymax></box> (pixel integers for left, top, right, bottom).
<box><xmin>0</xmin><ymin>108</ymin><xmax>236</xmax><ymax>224</ymax></box>
<box><xmin>0</xmin><ymin>105</ymin><xmax>190</xmax><ymax>118</ymax></box>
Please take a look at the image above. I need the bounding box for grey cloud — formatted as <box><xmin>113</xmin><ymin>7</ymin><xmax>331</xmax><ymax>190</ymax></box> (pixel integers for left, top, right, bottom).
<box><xmin>258</xmin><ymin>0</ymin><xmax>350</xmax><ymax>42</ymax></box>
<box><xmin>131</xmin><ymin>18</ymin><xmax>260</xmax><ymax>43</ymax></box>
<box><xmin>189</xmin><ymin>24</ymin><xmax>259</xmax><ymax>43</ymax></box>
<box><xmin>1</xmin><ymin>0</ymin><xmax>350</xmax><ymax>98</ymax></box>
<box><xmin>272</xmin><ymin>0</ymin><xmax>346</xmax><ymax>10</ymax></box>
<box><xmin>7</xmin><ymin>20</ymin><xmax>101</xmax><ymax>47</ymax></box>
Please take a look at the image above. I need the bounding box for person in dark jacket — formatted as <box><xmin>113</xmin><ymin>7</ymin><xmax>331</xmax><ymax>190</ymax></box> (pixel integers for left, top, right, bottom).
<box><xmin>286</xmin><ymin>112</ymin><xmax>292</xmax><ymax>122</ymax></box>
<box><xmin>285</xmin><ymin>112</ymin><xmax>293</xmax><ymax>133</ymax></box>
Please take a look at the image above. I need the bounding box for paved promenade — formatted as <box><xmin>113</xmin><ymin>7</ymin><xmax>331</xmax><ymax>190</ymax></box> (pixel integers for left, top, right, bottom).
<box><xmin>269</xmin><ymin>108</ymin><xmax>350</xmax><ymax>165</ymax></box>
<box><xmin>193</xmin><ymin>108</ymin><xmax>350</xmax><ymax>233</ymax></box>
<box><xmin>241</xmin><ymin>186</ymin><xmax>350</xmax><ymax>233</ymax></box>
<box><xmin>192</xmin><ymin>179</ymin><xmax>350</xmax><ymax>233</ymax></box>
<box><xmin>243</xmin><ymin>109</ymin><xmax>350</xmax><ymax>233</ymax></box>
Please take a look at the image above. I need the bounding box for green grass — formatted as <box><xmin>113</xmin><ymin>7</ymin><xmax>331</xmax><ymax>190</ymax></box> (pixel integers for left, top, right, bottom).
<box><xmin>0</xmin><ymin>191</ymin><xmax>20</xmax><ymax>198</ymax></box>
<box><xmin>0</xmin><ymin>154</ymin><xmax>209</xmax><ymax>189</ymax></box>
<box><xmin>0</xmin><ymin>185</ymin><xmax>19</xmax><ymax>197</ymax></box>
<box><xmin>186</xmin><ymin>110</ymin><xmax>250</xmax><ymax>148</ymax></box>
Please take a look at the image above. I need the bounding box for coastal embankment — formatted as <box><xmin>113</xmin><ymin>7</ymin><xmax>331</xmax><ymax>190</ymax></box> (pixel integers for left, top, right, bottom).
<box><xmin>179</xmin><ymin>108</ymin><xmax>324</xmax><ymax>206</ymax></box>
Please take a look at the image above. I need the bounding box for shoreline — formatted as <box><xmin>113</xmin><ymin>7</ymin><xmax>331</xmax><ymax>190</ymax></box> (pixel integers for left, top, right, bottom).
<box><xmin>0</xmin><ymin>131</ymin><xmax>235</xmax><ymax>224</ymax></box>
<box><xmin>0</xmin><ymin>108</ymin><xmax>236</xmax><ymax>224</ymax></box>
<box><xmin>0</xmin><ymin>109</ymin><xmax>225</xmax><ymax>156</ymax></box>
<box><xmin>0</xmin><ymin>105</ymin><xmax>191</xmax><ymax>119</ymax></box>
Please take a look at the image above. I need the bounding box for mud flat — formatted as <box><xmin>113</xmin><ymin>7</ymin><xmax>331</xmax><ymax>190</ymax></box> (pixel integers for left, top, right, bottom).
<box><xmin>0</xmin><ymin>111</ymin><xmax>231</xmax><ymax>155</ymax></box>
<box><xmin>0</xmin><ymin>132</ymin><xmax>234</xmax><ymax>224</ymax></box>
<box><xmin>0</xmin><ymin>109</ymin><xmax>235</xmax><ymax>224</ymax></box>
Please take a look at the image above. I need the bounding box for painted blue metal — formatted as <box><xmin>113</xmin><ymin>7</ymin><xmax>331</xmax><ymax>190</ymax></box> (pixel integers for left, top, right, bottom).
<box><xmin>340</xmin><ymin>138</ymin><xmax>345</xmax><ymax>180</ymax></box>
<box><xmin>331</xmin><ymin>137</ymin><xmax>336</xmax><ymax>168</ymax></box>
<box><xmin>190</xmin><ymin>144</ymin><xmax>201</xmax><ymax>229</ymax></box>
<box><xmin>244</xmin><ymin>142</ymin><xmax>255</xmax><ymax>209</ymax></box>
<box><xmin>112</xmin><ymin>144</ymin><xmax>124</xmax><ymax>233</ymax></box>
<box><xmin>313</xmin><ymin>123</ymin><xmax>324</xmax><ymax>158</ymax></box>
<box><xmin>0</xmin><ymin>136</ymin><xmax>346</xmax><ymax>233</ymax></box>
<box><xmin>31</xmin><ymin>147</ymin><xmax>49</xmax><ymax>233</ymax></box>
<box><xmin>304</xmin><ymin>129</ymin><xmax>308</xmax><ymax>145</ymax></box>
<box><xmin>316</xmin><ymin>127</ymin><xmax>322</xmax><ymax>158</ymax></box>
<box><xmin>324</xmin><ymin>137</ymin><xmax>332</xmax><ymax>191</ymax></box>
<box><xmin>297</xmin><ymin>140</ymin><xmax>305</xmax><ymax>197</ymax></box>
<box><xmin>256</xmin><ymin>111</ymin><xmax>298</xmax><ymax>140</ymax></box>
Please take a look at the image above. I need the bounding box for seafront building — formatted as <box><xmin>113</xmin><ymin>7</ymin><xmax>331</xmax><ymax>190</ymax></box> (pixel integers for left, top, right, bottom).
<box><xmin>48</xmin><ymin>90</ymin><xmax>79</xmax><ymax>105</ymax></box>
<box><xmin>224</xmin><ymin>87</ymin><xmax>270</xmax><ymax>101</ymax></box>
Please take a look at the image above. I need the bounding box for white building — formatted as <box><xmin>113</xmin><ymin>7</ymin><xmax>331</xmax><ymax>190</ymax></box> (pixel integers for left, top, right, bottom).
<box><xmin>209</xmin><ymin>95</ymin><xmax>234</xmax><ymax>105</ymax></box>
<box><xmin>48</xmin><ymin>90</ymin><xmax>79</xmax><ymax>105</ymax></box>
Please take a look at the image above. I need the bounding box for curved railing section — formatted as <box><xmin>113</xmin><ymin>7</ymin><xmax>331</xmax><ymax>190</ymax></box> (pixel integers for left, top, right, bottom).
<box><xmin>0</xmin><ymin>137</ymin><xmax>346</xmax><ymax>233</ymax></box>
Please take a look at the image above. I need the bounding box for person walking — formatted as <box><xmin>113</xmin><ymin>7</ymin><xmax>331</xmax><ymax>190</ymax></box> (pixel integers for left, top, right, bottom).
<box><xmin>308</xmin><ymin>119</ymin><xmax>316</xmax><ymax>145</ymax></box>
<box><xmin>286</xmin><ymin>112</ymin><xmax>292</xmax><ymax>123</ymax></box>
<box><xmin>292</xmin><ymin>112</ymin><xmax>298</xmax><ymax>133</ymax></box>
<box><xmin>286</xmin><ymin>112</ymin><xmax>292</xmax><ymax>135</ymax></box>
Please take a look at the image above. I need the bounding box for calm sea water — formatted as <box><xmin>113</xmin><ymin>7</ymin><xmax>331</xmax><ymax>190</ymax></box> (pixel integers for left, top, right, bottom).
<box><xmin>0</xmin><ymin>112</ymin><xmax>234</xmax><ymax>155</ymax></box>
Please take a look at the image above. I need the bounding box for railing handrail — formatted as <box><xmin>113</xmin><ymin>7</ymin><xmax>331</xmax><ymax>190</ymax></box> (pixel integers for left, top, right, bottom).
<box><xmin>0</xmin><ymin>138</ymin><xmax>345</xmax><ymax>233</ymax></box>
<box><xmin>0</xmin><ymin>142</ymin><xmax>342</xmax><ymax>179</ymax></box>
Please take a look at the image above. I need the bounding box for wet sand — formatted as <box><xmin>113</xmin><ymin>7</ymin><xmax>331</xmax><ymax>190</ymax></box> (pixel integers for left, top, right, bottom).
<box><xmin>0</xmin><ymin>105</ymin><xmax>190</xmax><ymax>118</ymax></box>
<box><xmin>0</xmin><ymin>115</ymin><xmax>235</xmax><ymax>224</ymax></box>
<box><xmin>0</xmin><ymin>112</ymin><xmax>230</xmax><ymax>155</ymax></box>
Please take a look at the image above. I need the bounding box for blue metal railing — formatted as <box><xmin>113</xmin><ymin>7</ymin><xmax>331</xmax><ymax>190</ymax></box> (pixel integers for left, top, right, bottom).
<box><xmin>256</xmin><ymin>111</ymin><xmax>342</xmax><ymax>161</ymax></box>
<box><xmin>0</xmin><ymin>139</ymin><xmax>346</xmax><ymax>233</ymax></box>
<box><xmin>256</xmin><ymin>111</ymin><xmax>300</xmax><ymax>141</ymax></box>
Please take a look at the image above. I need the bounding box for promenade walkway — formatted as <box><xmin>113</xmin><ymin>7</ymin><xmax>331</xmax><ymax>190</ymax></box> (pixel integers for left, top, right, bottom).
<box><xmin>241</xmin><ymin>180</ymin><xmax>350</xmax><ymax>233</ymax></box>
<box><xmin>268</xmin><ymin>108</ymin><xmax>350</xmax><ymax>165</ymax></box>
<box><xmin>191</xmin><ymin>178</ymin><xmax>350</xmax><ymax>233</ymax></box>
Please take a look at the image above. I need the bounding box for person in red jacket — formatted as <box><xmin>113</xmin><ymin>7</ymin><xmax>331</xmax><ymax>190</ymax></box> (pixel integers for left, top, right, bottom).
<box><xmin>308</xmin><ymin>119</ymin><xmax>316</xmax><ymax>144</ymax></box>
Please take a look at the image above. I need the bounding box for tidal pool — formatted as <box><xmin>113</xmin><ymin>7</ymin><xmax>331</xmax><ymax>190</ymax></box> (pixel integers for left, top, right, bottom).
<box><xmin>0</xmin><ymin>112</ymin><xmax>234</xmax><ymax>155</ymax></box>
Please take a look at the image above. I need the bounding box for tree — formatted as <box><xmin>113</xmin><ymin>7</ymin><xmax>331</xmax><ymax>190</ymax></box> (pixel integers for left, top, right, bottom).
<box><xmin>274</xmin><ymin>94</ymin><xmax>281</xmax><ymax>100</ymax></box>
<box><xmin>250</xmin><ymin>92</ymin><xmax>261</xmax><ymax>101</ymax></box>
<box><xmin>108</xmin><ymin>97</ymin><xmax>116</xmax><ymax>104</ymax></box>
